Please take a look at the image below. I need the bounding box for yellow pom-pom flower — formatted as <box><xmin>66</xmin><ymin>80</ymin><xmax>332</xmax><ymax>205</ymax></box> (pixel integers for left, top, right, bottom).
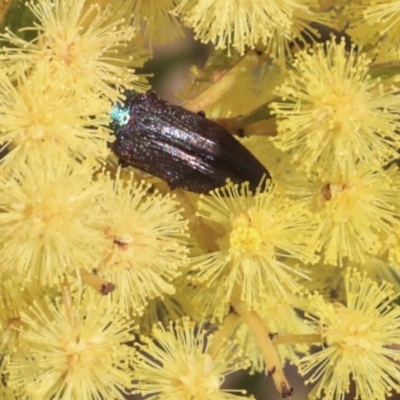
<box><xmin>190</xmin><ymin>181</ymin><xmax>317</xmax><ymax>316</ymax></box>
<box><xmin>0</xmin><ymin>67</ymin><xmax>110</xmax><ymax>165</ymax></box>
<box><xmin>132</xmin><ymin>318</ymin><xmax>250</xmax><ymax>400</ymax></box>
<box><xmin>346</xmin><ymin>0</ymin><xmax>400</xmax><ymax>59</ymax></box>
<box><xmin>309</xmin><ymin>165</ymin><xmax>400</xmax><ymax>266</ymax></box>
<box><xmin>97</xmin><ymin>171</ymin><xmax>189</xmax><ymax>316</ymax></box>
<box><xmin>173</xmin><ymin>0</ymin><xmax>334</xmax><ymax>57</ymax></box>
<box><xmin>271</xmin><ymin>40</ymin><xmax>400</xmax><ymax>177</ymax></box>
<box><xmin>0</xmin><ymin>151</ymin><xmax>108</xmax><ymax>285</ymax></box>
<box><xmin>0</xmin><ymin>0</ymin><xmax>149</xmax><ymax>100</ymax></box>
<box><xmin>7</xmin><ymin>290</ymin><xmax>135</xmax><ymax>399</ymax></box>
<box><xmin>297</xmin><ymin>268</ymin><xmax>400</xmax><ymax>400</ymax></box>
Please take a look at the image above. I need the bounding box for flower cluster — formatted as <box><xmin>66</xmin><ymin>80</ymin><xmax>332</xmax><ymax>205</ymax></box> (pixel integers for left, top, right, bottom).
<box><xmin>297</xmin><ymin>269</ymin><xmax>400</xmax><ymax>400</ymax></box>
<box><xmin>1</xmin><ymin>0</ymin><xmax>400</xmax><ymax>399</ymax></box>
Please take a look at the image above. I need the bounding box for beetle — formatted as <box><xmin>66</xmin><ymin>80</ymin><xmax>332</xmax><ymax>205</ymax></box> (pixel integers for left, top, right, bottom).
<box><xmin>110</xmin><ymin>90</ymin><xmax>270</xmax><ymax>194</ymax></box>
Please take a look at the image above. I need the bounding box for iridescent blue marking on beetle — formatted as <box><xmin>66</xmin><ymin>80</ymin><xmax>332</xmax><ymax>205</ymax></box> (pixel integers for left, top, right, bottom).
<box><xmin>110</xmin><ymin>90</ymin><xmax>271</xmax><ymax>194</ymax></box>
<box><xmin>110</xmin><ymin>104</ymin><xmax>130</xmax><ymax>126</ymax></box>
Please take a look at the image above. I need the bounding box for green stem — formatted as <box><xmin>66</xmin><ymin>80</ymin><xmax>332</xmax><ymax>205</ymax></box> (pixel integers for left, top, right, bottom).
<box><xmin>369</xmin><ymin>61</ymin><xmax>400</xmax><ymax>79</ymax></box>
<box><xmin>230</xmin><ymin>290</ymin><xmax>292</xmax><ymax>398</ymax></box>
<box><xmin>208</xmin><ymin>312</ymin><xmax>240</xmax><ymax>359</ymax></box>
<box><xmin>61</xmin><ymin>276</ymin><xmax>74</xmax><ymax>325</ymax></box>
<box><xmin>77</xmin><ymin>268</ymin><xmax>115</xmax><ymax>295</ymax></box>
<box><xmin>274</xmin><ymin>333</ymin><xmax>322</xmax><ymax>346</ymax></box>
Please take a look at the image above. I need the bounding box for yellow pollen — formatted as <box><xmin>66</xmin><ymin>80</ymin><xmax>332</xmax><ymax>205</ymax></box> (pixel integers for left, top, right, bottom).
<box><xmin>312</xmin><ymin>81</ymin><xmax>366</xmax><ymax>133</ymax></box>
<box><xmin>177</xmin><ymin>354</ymin><xmax>220</xmax><ymax>399</ymax></box>
<box><xmin>25</xmin><ymin>200</ymin><xmax>65</xmax><ymax>224</ymax></box>
<box><xmin>231</xmin><ymin>213</ymin><xmax>250</xmax><ymax>230</ymax></box>
<box><xmin>327</xmin><ymin>305</ymin><xmax>380</xmax><ymax>352</ymax></box>
<box><xmin>26</xmin><ymin>124</ymin><xmax>46</xmax><ymax>140</ymax></box>
<box><xmin>229</xmin><ymin>213</ymin><xmax>262</xmax><ymax>257</ymax></box>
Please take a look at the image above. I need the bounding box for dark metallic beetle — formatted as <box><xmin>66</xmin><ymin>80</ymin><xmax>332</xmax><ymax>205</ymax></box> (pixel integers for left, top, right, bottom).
<box><xmin>110</xmin><ymin>90</ymin><xmax>270</xmax><ymax>194</ymax></box>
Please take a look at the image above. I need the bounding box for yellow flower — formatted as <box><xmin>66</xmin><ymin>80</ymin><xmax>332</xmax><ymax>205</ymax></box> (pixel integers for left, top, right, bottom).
<box><xmin>7</xmin><ymin>290</ymin><xmax>135</xmax><ymax>400</ymax></box>
<box><xmin>308</xmin><ymin>165</ymin><xmax>400</xmax><ymax>266</ymax></box>
<box><xmin>346</xmin><ymin>0</ymin><xmax>400</xmax><ymax>58</ymax></box>
<box><xmin>297</xmin><ymin>268</ymin><xmax>400</xmax><ymax>400</ymax></box>
<box><xmin>97</xmin><ymin>171</ymin><xmax>189</xmax><ymax>316</ymax></box>
<box><xmin>173</xmin><ymin>0</ymin><xmax>334</xmax><ymax>57</ymax></box>
<box><xmin>270</xmin><ymin>40</ymin><xmax>400</xmax><ymax>177</ymax></box>
<box><xmin>0</xmin><ymin>66</ymin><xmax>110</xmax><ymax>165</ymax></box>
<box><xmin>0</xmin><ymin>151</ymin><xmax>108</xmax><ymax>285</ymax></box>
<box><xmin>0</xmin><ymin>0</ymin><xmax>149</xmax><ymax>100</ymax></box>
<box><xmin>132</xmin><ymin>318</ymin><xmax>250</xmax><ymax>400</ymax></box>
<box><xmin>131</xmin><ymin>0</ymin><xmax>184</xmax><ymax>44</ymax></box>
<box><xmin>191</xmin><ymin>181</ymin><xmax>317</xmax><ymax>315</ymax></box>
